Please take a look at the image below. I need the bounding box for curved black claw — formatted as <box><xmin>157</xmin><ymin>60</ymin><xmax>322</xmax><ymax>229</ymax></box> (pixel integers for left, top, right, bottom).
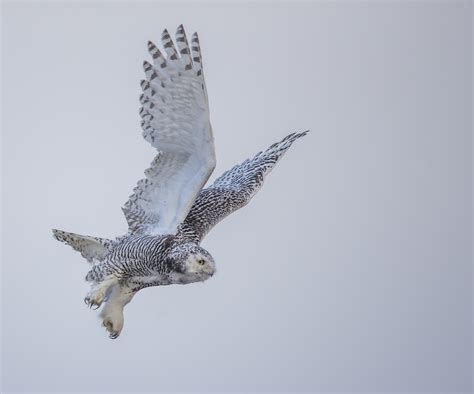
<box><xmin>103</xmin><ymin>320</ymin><xmax>120</xmax><ymax>339</ymax></box>
<box><xmin>109</xmin><ymin>332</ymin><xmax>120</xmax><ymax>340</ymax></box>
<box><xmin>84</xmin><ymin>296</ymin><xmax>101</xmax><ymax>310</ymax></box>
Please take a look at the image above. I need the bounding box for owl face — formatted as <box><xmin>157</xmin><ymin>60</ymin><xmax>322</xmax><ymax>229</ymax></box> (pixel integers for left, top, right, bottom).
<box><xmin>168</xmin><ymin>243</ymin><xmax>216</xmax><ymax>280</ymax></box>
<box><xmin>184</xmin><ymin>247</ymin><xmax>215</xmax><ymax>278</ymax></box>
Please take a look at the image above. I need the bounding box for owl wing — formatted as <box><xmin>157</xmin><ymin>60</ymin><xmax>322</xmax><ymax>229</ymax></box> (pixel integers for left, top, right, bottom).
<box><xmin>123</xmin><ymin>26</ymin><xmax>216</xmax><ymax>236</ymax></box>
<box><xmin>178</xmin><ymin>131</ymin><xmax>308</xmax><ymax>243</ymax></box>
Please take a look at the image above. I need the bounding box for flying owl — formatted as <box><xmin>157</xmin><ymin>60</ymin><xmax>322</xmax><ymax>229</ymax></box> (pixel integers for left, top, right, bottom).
<box><xmin>53</xmin><ymin>25</ymin><xmax>308</xmax><ymax>339</ymax></box>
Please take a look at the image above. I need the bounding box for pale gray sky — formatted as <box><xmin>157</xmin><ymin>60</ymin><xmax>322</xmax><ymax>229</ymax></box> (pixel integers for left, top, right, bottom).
<box><xmin>1</xmin><ymin>1</ymin><xmax>472</xmax><ymax>392</ymax></box>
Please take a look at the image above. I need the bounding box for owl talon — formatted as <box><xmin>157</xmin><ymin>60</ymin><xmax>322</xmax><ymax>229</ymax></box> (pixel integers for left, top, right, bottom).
<box><xmin>84</xmin><ymin>282</ymin><xmax>110</xmax><ymax>310</ymax></box>
<box><xmin>109</xmin><ymin>332</ymin><xmax>119</xmax><ymax>339</ymax></box>
<box><xmin>102</xmin><ymin>312</ymin><xmax>124</xmax><ymax>339</ymax></box>
<box><xmin>84</xmin><ymin>296</ymin><xmax>102</xmax><ymax>310</ymax></box>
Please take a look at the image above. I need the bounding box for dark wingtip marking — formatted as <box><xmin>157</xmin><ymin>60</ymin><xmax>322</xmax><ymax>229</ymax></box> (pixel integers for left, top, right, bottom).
<box><xmin>296</xmin><ymin>129</ymin><xmax>310</xmax><ymax>137</ymax></box>
<box><xmin>162</xmin><ymin>29</ymin><xmax>171</xmax><ymax>39</ymax></box>
<box><xmin>143</xmin><ymin>61</ymin><xmax>152</xmax><ymax>71</ymax></box>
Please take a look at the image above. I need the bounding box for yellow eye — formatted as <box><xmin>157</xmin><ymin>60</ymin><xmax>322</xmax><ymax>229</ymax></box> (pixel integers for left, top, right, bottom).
<box><xmin>198</xmin><ymin>259</ymin><xmax>206</xmax><ymax>265</ymax></box>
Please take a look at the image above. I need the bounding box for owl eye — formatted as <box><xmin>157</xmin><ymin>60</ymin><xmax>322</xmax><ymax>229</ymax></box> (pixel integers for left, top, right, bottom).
<box><xmin>198</xmin><ymin>258</ymin><xmax>206</xmax><ymax>265</ymax></box>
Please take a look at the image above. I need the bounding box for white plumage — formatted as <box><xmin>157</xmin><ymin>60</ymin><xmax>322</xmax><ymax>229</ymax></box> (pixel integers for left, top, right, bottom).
<box><xmin>124</xmin><ymin>26</ymin><xmax>215</xmax><ymax>236</ymax></box>
<box><xmin>53</xmin><ymin>25</ymin><xmax>308</xmax><ymax>339</ymax></box>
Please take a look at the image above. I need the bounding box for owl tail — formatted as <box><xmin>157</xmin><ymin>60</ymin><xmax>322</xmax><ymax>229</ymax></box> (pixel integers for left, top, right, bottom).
<box><xmin>52</xmin><ymin>229</ymin><xmax>113</xmax><ymax>263</ymax></box>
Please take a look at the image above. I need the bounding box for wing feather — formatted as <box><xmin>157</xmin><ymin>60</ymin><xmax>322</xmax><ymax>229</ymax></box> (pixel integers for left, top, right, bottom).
<box><xmin>178</xmin><ymin>131</ymin><xmax>308</xmax><ymax>242</ymax></box>
<box><xmin>124</xmin><ymin>26</ymin><xmax>215</xmax><ymax>236</ymax></box>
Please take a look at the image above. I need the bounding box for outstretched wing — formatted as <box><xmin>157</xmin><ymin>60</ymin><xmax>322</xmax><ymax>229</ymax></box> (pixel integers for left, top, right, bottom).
<box><xmin>123</xmin><ymin>25</ymin><xmax>216</xmax><ymax>236</ymax></box>
<box><xmin>178</xmin><ymin>131</ymin><xmax>308</xmax><ymax>243</ymax></box>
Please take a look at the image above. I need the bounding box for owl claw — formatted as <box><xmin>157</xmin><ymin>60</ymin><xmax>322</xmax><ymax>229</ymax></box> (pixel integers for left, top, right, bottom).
<box><xmin>84</xmin><ymin>296</ymin><xmax>102</xmax><ymax>310</ymax></box>
<box><xmin>109</xmin><ymin>332</ymin><xmax>119</xmax><ymax>340</ymax></box>
<box><xmin>83</xmin><ymin>276</ymin><xmax>117</xmax><ymax>311</ymax></box>
<box><xmin>103</xmin><ymin>318</ymin><xmax>121</xmax><ymax>339</ymax></box>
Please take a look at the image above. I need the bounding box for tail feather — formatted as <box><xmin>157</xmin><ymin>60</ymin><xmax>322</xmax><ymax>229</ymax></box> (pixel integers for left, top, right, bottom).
<box><xmin>52</xmin><ymin>229</ymin><xmax>113</xmax><ymax>263</ymax></box>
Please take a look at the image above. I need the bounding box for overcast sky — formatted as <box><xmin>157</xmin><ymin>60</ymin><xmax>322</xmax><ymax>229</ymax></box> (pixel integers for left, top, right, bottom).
<box><xmin>2</xmin><ymin>1</ymin><xmax>472</xmax><ymax>393</ymax></box>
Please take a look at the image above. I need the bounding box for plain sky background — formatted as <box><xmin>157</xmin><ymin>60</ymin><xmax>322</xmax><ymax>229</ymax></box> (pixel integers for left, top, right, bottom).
<box><xmin>1</xmin><ymin>1</ymin><xmax>472</xmax><ymax>393</ymax></box>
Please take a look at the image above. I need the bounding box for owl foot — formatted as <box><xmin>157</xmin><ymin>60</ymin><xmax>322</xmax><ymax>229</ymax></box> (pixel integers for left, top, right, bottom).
<box><xmin>102</xmin><ymin>316</ymin><xmax>123</xmax><ymax>339</ymax></box>
<box><xmin>98</xmin><ymin>283</ymin><xmax>134</xmax><ymax>339</ymax></box>
<box><xmin>84</xmin><ymin>275</ymin><xmax>118</xmax><ymax>310</ymax></box>
<box><xmin>84</xmin><ymin>291</ymin><xmax>105</xmax><ymax>310</ymax></box>
<box><xmin>101</xmin><ymin>307</ymin><xmax>124</xmax><ymax>339</ymax></box>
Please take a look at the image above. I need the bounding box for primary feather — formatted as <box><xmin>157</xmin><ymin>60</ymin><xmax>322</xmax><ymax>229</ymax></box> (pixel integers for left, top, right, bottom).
<box><xmin>178</xmin><ymin>131</ymin><xmax>309</xmax><ymax>243</ymax></box>
<box><xmin>124</xmin><ymin>25</ymin><xmax>215</xmax><ymax>236</ymax></box>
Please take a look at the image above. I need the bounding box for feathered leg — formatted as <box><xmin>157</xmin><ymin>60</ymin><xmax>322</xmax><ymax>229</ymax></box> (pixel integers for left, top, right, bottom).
<box><xmin>84</xmin><ymin>275</ymin><xmax>118</xmax><ymax>310</ymax></box>
<box><xmin>100</xmin><ymin>284</ymin><xmax>136</xmax><ymax>339</ymax></box>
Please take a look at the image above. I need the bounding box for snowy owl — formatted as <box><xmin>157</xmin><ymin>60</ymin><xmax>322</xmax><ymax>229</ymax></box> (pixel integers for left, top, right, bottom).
<box><xmin>53</xmin><ymin>25</ymin><xmax>308</xmax><ymax>339</ymax></box>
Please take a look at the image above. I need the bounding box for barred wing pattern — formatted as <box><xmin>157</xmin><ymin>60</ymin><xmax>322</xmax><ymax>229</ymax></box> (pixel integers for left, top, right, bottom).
<box><xmin>178</xmin><ymin>131</ymin><xmax>308</xmax><ymax>243</ymax></box>
<box><xmin>123</xmin><ymin>25</ymin><xmax>215</xmax><ymax>236</ymax></box>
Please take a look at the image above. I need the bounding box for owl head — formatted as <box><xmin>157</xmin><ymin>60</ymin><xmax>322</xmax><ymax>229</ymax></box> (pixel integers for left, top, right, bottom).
<box><xmin>168</xmin><ymin>242</ymin><xmax>216</xmax><ymax>281</ymax></box>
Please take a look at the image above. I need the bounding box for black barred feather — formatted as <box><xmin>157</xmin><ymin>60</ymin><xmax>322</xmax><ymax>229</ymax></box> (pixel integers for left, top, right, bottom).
<box><xmin>178</xmin><ymin>131</ymin><xmax>309</xmax><ymax>242</ymax></box>
<box><xmin>128</xmin><ymin>25</ymin><xmax>214</xmax><ymax>236</ymax></box>
<box><xmin>52</xmin><ymin>229</ymin><xmax>113</xmax><ymax>262</ymax></box>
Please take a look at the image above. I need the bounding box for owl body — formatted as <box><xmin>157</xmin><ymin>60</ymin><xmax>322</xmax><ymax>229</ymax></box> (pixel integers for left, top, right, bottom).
<box><xmin>85</xmin><ymin>234</ymin><xmax>215</xmax><ymax>292</ymax></box>
<box><xmin>53</xmin><ymin>25</ymin><xmax>308</xmax><ymax>339</ymax></box>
